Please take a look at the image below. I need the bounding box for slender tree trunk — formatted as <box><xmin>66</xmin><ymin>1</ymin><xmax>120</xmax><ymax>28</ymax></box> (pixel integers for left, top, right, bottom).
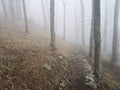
<box><xmin>74</xmin><ymin>2</ymin><xmax>78</xmax><ymax>42</ymax></box>
<box><xmin>111</xmin><ymin>0</ymin><xmax>120</xmax><ymax>65</ymax></box>
<box><xmin>103</xmin><ymin>1</ymin><xmax>108</xmax><ymax>53</ymax></box>
<box><xmin>89</xmin><ymin>6</ymin><xmax>94</xmax><ymax>58</ymax></box>
<box><xmin>1</xmin><ymin>0</ymin><xmax>8</xmax><ymax>18</ymax></box>
<box><xmin>22</xmin><ymin>0</ymin><xmax>28</xmax><ymax>33</ymax></box>
<box><xmin>93</xmin><ymin>0</ymin><xmax>102</xmax><ymax>79</ymax></box>
<box><xmin>80</xmin><ymin>0</ymin><xmax>85</xmax><ymax>46</ymax></box>
<box><xmin>16</xmin><ymin>0</ymin><xmax>22</xmax><ymax>20</ymax></box>
<box><xmin>50</xmin><ymin>0</ymin><xmax>56</xmax><ymax>50</ymax></box>
<box><xmin>9</xmin><ymin>0</ymin><xmax>15</xmax><ymax>21</ymax></box>
<box><xmin>41</xmin><ymin>0</ymin><xmax>48</xmax><ymax>31</ymax></box>
<box><xmin>63</xmin><ymin>3</ymin><xmax>66</xmax><ymax>40</ymax></box>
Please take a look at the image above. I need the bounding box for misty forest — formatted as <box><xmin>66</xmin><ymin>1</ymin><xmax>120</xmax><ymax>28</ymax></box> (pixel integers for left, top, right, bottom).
<box><xmin>0</xmin><ymin>0</ymin><xmax>120</xmax><ymax>90</ymax></box>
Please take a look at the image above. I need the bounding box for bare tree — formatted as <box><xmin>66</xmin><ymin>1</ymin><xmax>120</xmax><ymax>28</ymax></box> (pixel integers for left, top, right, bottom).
<box><xmin>74</xmin><ymin>1</ymin><xmax>78</xmax><ymax>42</ymax></box>
<box><xmin>41</xmin><ymin>0</ymin><xmax>48</xmax><ymax>31</ymax></box>
<box><xmin>16</xmin><ymin>0</ymin><xmax>22</xmax><ymax>20</ymax></box>
<box><xmin>9</xmin><ymin>0</ymin><xmax>15</xmax><ymax>21</ymax></box>
<box><xmin>22</xmin><ymin>0</ymin><xmax>28</xmax><ymax>33</ymax></box>
<box><xmin>111</xmin><ymin>0</ymin><xmax>120</xmax><ymax>65</ymax></box>
<box><xmin>93</xmin><ymin>0</ymin><xmax>102</xmax><ymax>79</ymax></box>
<box><xmin>62</xmin><ymin>0</ymin><xmax>67</xmax><ymax>40</ymax></box>
<box><xmin>89</xmin><ymin>3</ymin><xmax>94</xmax><ymax>58</ymax></box>
<box><xmin>103</xmin><ymin>0</ymin><xmax>108</xmax><ymax>53</ymax></box>
<box><xmin>1</xmin><ymin>0</ymin><xmax>8</xmax><ymax>18</ymax></box>
<box><xmin>50</xmin><ymin>0</ymin><xmax>56</xmax><ymax>50</ymax></box>
<box><xmin>80</xmin><ymin>0</ymin><xmax>85</xmax><ymax>46</ymax></box>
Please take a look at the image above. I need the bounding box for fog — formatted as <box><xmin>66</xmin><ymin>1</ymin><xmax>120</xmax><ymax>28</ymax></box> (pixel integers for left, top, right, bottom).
<box><xmin>25</xmin><ymin>0</ymin><xmax>119</xmax><ymax>56</ymax></box>
<box><xmin>0</xmin><ymin>0</ymin><xmax>120</xmax><ymax>58</ymax></box>
<box><xmin>0</xmin><ymin>0</ymin><xmax>120</xmax><ymax>53</ymax></box>
<box><xmin>0</xmin><ymin>0</ymin><xmax>120</xmax><ymax>89</ymax></box>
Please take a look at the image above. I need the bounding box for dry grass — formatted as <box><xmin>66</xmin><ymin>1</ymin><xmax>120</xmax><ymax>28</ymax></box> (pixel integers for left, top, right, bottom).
<box><xmin>0</xmin><ymin>20</ymin><xmax>120</xmax><ymax>90</ymax></box>
<box><xmin>0</xmin><ymin>21</ymin><xmax>73</xmax><ymax>90</ymax></box>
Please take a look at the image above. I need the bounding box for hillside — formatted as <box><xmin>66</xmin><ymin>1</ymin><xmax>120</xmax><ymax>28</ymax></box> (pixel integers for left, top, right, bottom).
<box><xmin>0</xmin><ymin>21</ymin><xmax>120</xmax><ymax>90</ymax></box>
<box><xmin>0</xmin><ymin>21</ymin><xmax>73</xmax><ymax>90</ymax></box>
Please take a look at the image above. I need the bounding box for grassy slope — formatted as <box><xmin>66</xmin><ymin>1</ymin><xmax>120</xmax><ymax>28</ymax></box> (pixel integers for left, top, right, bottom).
<box><xmin>0</xmin><ymin>21</ymin><xmax>120</xmax><ymax>90</ymax></box>
<box><xmin>0</xmin><ymin>21</ymin><xmax>73</xmax><ymax>90</ymax></box>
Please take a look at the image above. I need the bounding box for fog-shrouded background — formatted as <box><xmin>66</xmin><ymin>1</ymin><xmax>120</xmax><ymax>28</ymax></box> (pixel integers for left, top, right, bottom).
<box><xmin>0</xmin><ymin>0</ymin><xmax>120</xmax><ymax>58</ymax></box>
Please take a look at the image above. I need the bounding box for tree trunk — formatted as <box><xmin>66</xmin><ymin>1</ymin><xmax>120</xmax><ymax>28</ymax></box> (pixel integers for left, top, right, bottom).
<box><xmin>22</xmin><ymin>0</ymin><xmax>28</xmax><ymax>33</ymax></box>
<box><xmin>111</xmin><ymin>0</ymin><xmax>120</xmax><ymax>65</ymax></box>
<box><xmin>9</xmin><ymin>0</ymin><xmax>15</xmax><ymax>21</ymax></box>
<box><xmin>1</xmin><ymin>0</ymin><xmax>8</xmax><ymax>18</ymax></box>
<box><xmin>89</xmin><ymin>6</ymin><xmax>94</xmax><ymax>58</ymax></box>
<box><xmin>50</xmin><ymin>0</ymin><xmax>56</xmax><ymax>50</ymax></box>
<box><xmin>103</xmin><ymin>0</ymin><xmax>108</xmax><ymax>53</ymax></box>
<box><xmin>74</xmin><ymin>2</ymin><xmax>78</xmax><ymax>42</ymax></box>
<box><xmin>80</xmin><ymin>0</ymin><xmax>85</xmax><ymax>46</ymax></box>
<box><xmin>93</xmin><ymin>0</ymin><xmax>102</xmax><ymax>79</ymax></box>
<box><xmin>41</xmin><ymin>0</ymin><xmax>48</xmax><ymax>31</ymax></box>
<box><xmin>16</xmin><ymin>0</ymin><xmax>22</xmax><ymax>20</ymax></box>
<box><xmin>63</xmin><ymin>2</ymin><xmax>66</xmax><ymax>40</ymax></box>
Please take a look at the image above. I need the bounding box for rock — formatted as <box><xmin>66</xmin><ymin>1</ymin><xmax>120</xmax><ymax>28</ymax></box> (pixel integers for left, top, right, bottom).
<box><xmin>85</xmin><ymin>75</ymin><xmax>94</xmax><ymax>81</ymax></box>
<box><xmin>84</xmin><ymin>64</ymin><xmax>92</xmax><ymax>71</ymax></box>
<box><xmin>85</xmin><ymin>80</ymin><xmax>97</xmax><ymax>89</ymax></box>
<box><xmin>83</xmin><ymin>59</ymin><xmax>88</xmax><ymax>63</ymax></box>
<box><xmin>85</xmin><ymin>73</ymin><xmax>97</xmax><ymax>89</ymax></box>
<box><xmin>43</xmin><ymin>64</ymin><xmax>51</xmax><ymax>71</ymax></box>
<box><xmin>89</xmin><ymin>71</ymin><xmax>95</xmax><ymax>77</ymax></box>
<box><xmin>59</xmin><ymin>56</ymin><xmax>64</xmax><ymax>60</ymax></box>
<box><xmin>83</xmin><ymin>60</ymin><xmax>97</xmax><ymax>89</ymax></box>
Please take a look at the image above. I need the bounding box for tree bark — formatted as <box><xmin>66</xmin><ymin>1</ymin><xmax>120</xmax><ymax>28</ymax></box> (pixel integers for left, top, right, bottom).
<box><xmin>111</xmin><ymin>0</ymin><xmax>120</xmax><ymax>65</ymax></box>
<box><xmin>50</xmin><ymin>0</ymin><xmax>56</xmax><ymax>50</ymax></box>
<box><xmin>93</xmin><ymin>0</ymin><xmax>102</xmax><ymax>79</ymax></box>
<box><xmin>22</xmin><ymin>0</ymin><xmax>28</xmax><ymax>33</ymax></box>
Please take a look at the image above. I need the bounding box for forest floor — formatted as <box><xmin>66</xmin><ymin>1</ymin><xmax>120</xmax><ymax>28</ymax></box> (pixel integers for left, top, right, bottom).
<box><xmin>0</xmin><ymin>20</ymin><xmax>120</xmax><ymax>90</ymax></box>
<box><xmin>55</xmin><ymin>48</ymin><xmax>120</xmax><ymax>90</ymax></box>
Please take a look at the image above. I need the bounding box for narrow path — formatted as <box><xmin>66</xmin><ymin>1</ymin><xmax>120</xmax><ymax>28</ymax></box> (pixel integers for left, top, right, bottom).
<box><xmin>55</xmin><ymin>50</ymin><xmax>96</xmax><ymax>90</ymax></box>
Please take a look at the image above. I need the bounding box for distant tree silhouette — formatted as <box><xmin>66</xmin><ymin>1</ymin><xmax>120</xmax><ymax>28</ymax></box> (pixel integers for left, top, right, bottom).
<box><xmin>111</xmin><ymin>0</ymin><xmax>120</xmax><ymax>65</ymax></box>
<box><xmin>50</xmin><ymin>0</ymin><xmax>56</xmax><ymax>50</ymax></box>
<box><xmin>22</xmin><ymin>0</ymin><xmax>28</xmax><ymax>33</ymax></box>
